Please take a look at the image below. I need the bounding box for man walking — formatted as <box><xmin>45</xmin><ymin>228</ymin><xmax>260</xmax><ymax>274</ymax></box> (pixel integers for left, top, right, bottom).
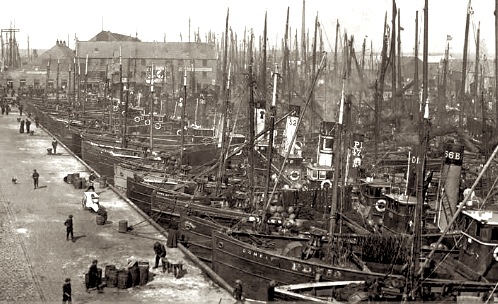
<box><xmin>52</xmin><ymin>138</ymin><xmax>58</xmax><ymax>154</ymax></box>
<box><xmin>32</xmin><ymin>169</ymin><xmax>39</xmax><ymax>189</ymax></box>
<box><xmin>18</xmin><ymin>104</ymin><xmax>23</xmax><ymax>116</ymax></box>
<box><xmin>153</xmin><ymin>241</ymin><xmax>167</xmax><ymax>272</ymax></box>
<box><xmin>62</xmin><ymin>278</ymin><xmax>72</xmax><ymax>303</ymax></box>
<box><xmin>64</xmin><ymin>215</ymin><xmax>74</xmax><ymax>241</ymax></box>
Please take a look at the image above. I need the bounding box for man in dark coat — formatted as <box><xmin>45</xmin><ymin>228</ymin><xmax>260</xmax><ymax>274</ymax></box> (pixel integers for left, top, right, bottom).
<box><xmin>153</xmin><ymin>241</ymin><xmax>167</xmax><ymax>272</ymax></box>
<box><xmin>32</xmin><ymin>169</ymin><xmax>39</xmax><ymax>189</ymax></box>
<box><xmin>86</xmin><ymin>259</ymin><xmax>103</xmax><ymax>293</ymax></box>
<box><xmin>52</xmin><ymin>138</ymin><xmax>58</xmax><ymax>154</ymax></box>
<box><xmin>64</xmin><ymin>215</ymin><xmax>74</xmax><ymax>241</ymax></box>
<box><xmin>25</xmin><ymin>119</ymin><xmax>31</xmax><ymax>134</ymax></box>
<box><xmin>19</xmin><ymin>119</ymin><xmax>25</xmax><ymax>133</ymax></box>
<box><xmin>18</xmin><ymin>104</ymin><xmax>23</xmax><ymax>116</ymax></box>
<box><xmin>62</xmin><ymin>278</ymin><xmax>72</xmax><ymax>303</ymax></box>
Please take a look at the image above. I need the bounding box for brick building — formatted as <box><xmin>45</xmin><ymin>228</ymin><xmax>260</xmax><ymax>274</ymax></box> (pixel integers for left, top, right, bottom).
<box><xmin>0</xmin><ymin>31</ymin><xmax>219</xmax><ymax>109</ymax></box>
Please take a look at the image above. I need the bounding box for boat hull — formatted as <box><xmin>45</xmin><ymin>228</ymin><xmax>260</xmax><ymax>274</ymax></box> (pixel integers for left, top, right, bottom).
<box><xmin>211</xmin><ymin>230</ymin><xmax>398</xmax><ymax>301</ymax></box>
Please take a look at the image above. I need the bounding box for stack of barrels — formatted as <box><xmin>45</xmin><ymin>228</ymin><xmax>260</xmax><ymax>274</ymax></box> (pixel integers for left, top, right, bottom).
<box><xmin>103</xmin><ymin>261</ymin><xmax>150</xmax><ymax>289</ymax></box>
<box><xmin>64</xmin><ymin>173</ymin><xmax>85</xmax><ymax>189</ymax></box>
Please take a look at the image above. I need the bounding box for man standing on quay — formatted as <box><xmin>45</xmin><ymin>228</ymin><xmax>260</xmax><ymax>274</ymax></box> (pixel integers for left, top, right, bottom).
<box><xmin>52</xmin><ymin>138</ymin><xmax>58</xmax><ymax>154</ymax></box>
<box><xmin>62</xmin><ymin>278</ymin><xmax>72</xmax><ymax>303</ymax></box>
<box><xmin>32</xmin><ymin>169</ymin><xmax>39</xmax><ymax>189</ymax></box>
<box><xmin>64</xmin><ymin>215</ymin><xmax>74</xmax><ymax>241</ymax></box>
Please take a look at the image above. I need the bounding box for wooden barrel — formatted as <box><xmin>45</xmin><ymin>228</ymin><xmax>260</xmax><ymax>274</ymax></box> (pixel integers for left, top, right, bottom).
<box><xmin>96</xmin><ymin>215</ymin><xmax>106</xmax><ymax>225</ymax></box>
<box><xmin>107</xmin><ymin>268</ymin><xmax>118</xmax><ymax>288</ymax></box>
<box><xmin>128</xmin><ymin>266</ymin><xmax>140</xmax><ymax>287</ymax></box>
<box><xmin>100</xmin><ymin>175</ymin><xmax>107</xmax><ymax>188</ymax></box>
<box><xmin>72</xmin><ymin>173</ymin><xmax>80</xmax><ymax>188</ymax></box>
<box><xmin>74</xmin><ymin>178</ymin><xmax>83</xmax><ymax>189</ymax></box>
<box><xmin>138</xmin><ymin>261</ymin><xmax>149</xmax><ymax>286</ymax></box>
<box><xmin>118</xmin><ymin>220</ymin><xmax>128</xmax><ymax>233</ymax></box>
<box><xmin>85</xmin><ymin>273</ymin><xmax>90</xmax><ymax>289</ymax></box>
<box><xmin>104</xmin><ymin>264</ymin><xmax>116</xmax><ymax>281</ymax></box>
<box><xmin>117</xmin><ymin>270</ymin><xmax>129</xmax><ymax>289</ymax></box>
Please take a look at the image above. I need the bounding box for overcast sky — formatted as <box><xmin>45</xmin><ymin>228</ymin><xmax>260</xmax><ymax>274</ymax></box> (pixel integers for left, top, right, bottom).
<box><xmin>4</xmin><ymin>0</ymin><xmax>495</xmax><ymax>57</ymax></box>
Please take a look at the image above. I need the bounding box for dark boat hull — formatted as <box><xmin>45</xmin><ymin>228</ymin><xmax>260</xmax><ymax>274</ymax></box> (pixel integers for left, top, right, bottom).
<box><xmin>211</xmin><ymin>230</ymin><xmax>401</xmax><ymax>301</ymax></box>
<box><xmin>126</xmin><ymin>177</ymin><xmax>248</xmax><ymax>230</ymax></box>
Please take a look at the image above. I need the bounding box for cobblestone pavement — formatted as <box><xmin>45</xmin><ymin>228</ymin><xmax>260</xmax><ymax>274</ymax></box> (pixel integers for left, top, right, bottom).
<box><xmin>0</xmin><ymin>108</ymin><xmax>234</xmax><ymax>303</ymax></box>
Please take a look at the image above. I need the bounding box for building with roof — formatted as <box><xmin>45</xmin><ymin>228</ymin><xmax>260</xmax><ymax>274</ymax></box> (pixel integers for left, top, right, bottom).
<box><xmin>75</xmin><ymin>39</ymin><xmax>218</xmax><ymax>97</ymax></box>
<box><xmin>0</xmin><ymin>31</ymin><xmax>219</xmax><ymax>108</ymax></box>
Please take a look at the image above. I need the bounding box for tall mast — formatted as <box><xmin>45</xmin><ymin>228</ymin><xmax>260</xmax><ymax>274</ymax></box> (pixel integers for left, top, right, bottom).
<box><xmin>84</xmin><ymin>54</ymin><xmax>88</xmax><ymax>114</ymax></box>
<box><xmin>122</xmin><ymin>57</ymin><xmax>130</xmax><ymax>148</ymax></box>
<box><xmin>311</xmin><ymin>13</ymin><xmax>318</xmax><ymax>133</ymax></box>
<box><xmin>330</xmin><ymin>76</ymin><xmax>345</xmax><ymax>235</ymax></box>
<box><xmin>264</xmin><ymin>64</ymin><xmax>279</xmax><ymax>214</ymax></box>
<box><xmin>283</xmin><ymin>7</ymin><xmax>290</xmax><ymax>106</ymax></box>
<box><xmin>474</xmin><ymin>22</ymin><xmax>480</xmax><ymax>113</ymax></box>
<box><xmin>408</xmin><ymin>0</ymin><xmax>428</xmax><ymax>298</ymax></box>
<box><xmin>496</xmin><ymin>0</ymin><xmax>498</xmax><ymax>125</ymax></box>
<box><xmin>247</xmin><ymin>30</ymin><xmax>255</xmax><ymax>210</ymax></box>
<box><xmin>301</xmin><ymin>0</ymin><xmax>306</xmax><ymax>82</ymax></box>
<box><xmin>262</xmin><ymin>12</ymin><xmax>268</xmax><ymax>103</ymax></box>
<box><xmin>149</xmin><ymin>62</ymin><xmax>154</xmax><ymax>152</ymax></box>
<box><xmin>68</xmin><ymin>61</ymin><xmax>72</xmax><ymax>110</ymax></box>
<box><xmin>459</xmin><ymin>0</ymin><xmax>471</xmax><ymax>128</ymax></box>
<box><xmin>72</xmin><ymin>57</ymin><xmax>76</xmax><ymax>108</ymax></box>
<box><xmin>397</xmin><ymin>8</ymin><xmax>402</xmax><ymax>110</ymax></box>
<box><xmin>56</xmin><ymin>58</ymin><xmax>60</xmax><ymax>104</ymax></box>
<box><xmin>334</xmin><ymin>20</ymin><xmax>339</xmax><ymax>80</ymax></box>
<box><xmin>361</xmin><ymin>36</ymin><xmax>366</xmax><ymax>70</ymax></box>
<box><xmin>181</xmin><ymin>66</ymin><xmax>187</xmax><ymax>165</ymax></box>
<box><xmin>118</xmin><ymin>49</ymin><xmax>124</xmax><ymax>147</ymax></box>
<box><xmin>441</xmin><ymin>41</ymin><xmax>449</xmax><ymax>113</ymax></box>
<box><xmin>414</xmin><ymin>11</ymin><xmax>419</xmax><ymax>117</ymax></box>
<box><xmin>391</xmin><ymin>0</ymin><xmax>397</xmax><ymax>113</ymax></box>
<box><xmin>77</xmin><ymin>59</ymin><xmax>81</xmax><ymax>110</ymax></box>
<box><xmin>215</xmin><ymin>8</ymin><xmax>230</xmax><ymax>195</ymax></box>
<box><xmin>103</xmin><ymin>62</ymin><xmax>108</xmax><ymax>128</ymax></box>
<box><xmin>45</xmin><ymin>57</ymin><xmax>50</xmax><ymax>103</ymax></box>
<box><xmin>374</xmin><ymin>13</ymin><xmax>389</xmax><ymax>162</ymax></box>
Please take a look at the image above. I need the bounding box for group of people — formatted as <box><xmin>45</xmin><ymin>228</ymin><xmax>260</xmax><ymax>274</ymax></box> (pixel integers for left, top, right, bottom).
<box><xmin>17</xmin><ymin>104</ymin><xmax>35</xmax><ymax>134</ymax></box>
<box><xmin>19</xmin><ymin>118</ymin><xmax>32</xmax><ymax>134</ymax></box>
<box><xmin>60</xmin><ymin>242</ymin><xmax>169</xmax><ymax>302</ymax></box>
<box><xmin>59</xmin><ymin>232</ymin><xmax>245</xmax><ymax>302</ymax></box>
<box><xmin>1</xmin><ymin>102</ymin><xmax>11</xmax><ymax>115</ymax></box>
